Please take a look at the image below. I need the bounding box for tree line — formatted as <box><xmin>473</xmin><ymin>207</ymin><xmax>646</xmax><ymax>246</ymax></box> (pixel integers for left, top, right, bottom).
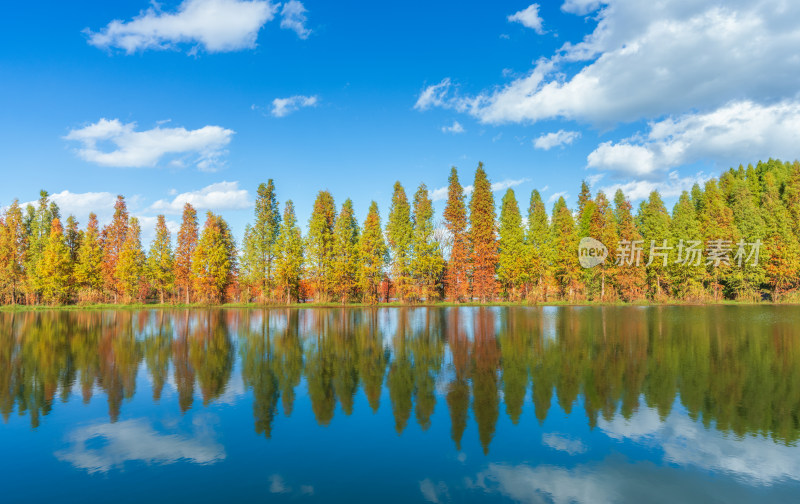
<box><xmin>1</xmin><ymin>158</ymin><xmax>799</xmax><ymax>305</ymax></box>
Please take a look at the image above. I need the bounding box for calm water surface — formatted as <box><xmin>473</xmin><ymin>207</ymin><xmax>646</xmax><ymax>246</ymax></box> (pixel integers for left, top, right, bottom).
<box><xmin>2</xmin><ymin>306</ymin><xmax>800</xmax><ymax>503</ymax></box>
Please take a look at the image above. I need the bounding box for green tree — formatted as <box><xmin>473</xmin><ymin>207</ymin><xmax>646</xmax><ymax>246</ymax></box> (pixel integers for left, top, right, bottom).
<box><xmin>469</xmin><ymin>163</ymin><xmax>497</xmax><ymax>302</ymax></box>
<box><xmin>331</xmin><ymin>199</ymin><xmax>361</xmax><ymax>303</ymax></box>
<box><xmin>551</xmin><ymin>197</ymin><xmax>580</xmax><ymax>300</ymax></box>
<box><xmin>612</xmin><ymin>190</ymin><xmax>646</xmax><ymax>301</ymax></box>
<box><xmin>275</xmin><ymin>201</ymin><xmax>304</xmax><ymax>303</ymax></box>
<box><xmin>192</xmin><ymin>212</ymin><xmax>237</xmax><ymax>303</ymax></box>
<box><xmin>75</xmin><ymin>213</ymin><xmax>104</xmax><ymax>299</ymax></box>
<box><xmin>116</xmin><ymin>217</ymin><xmax>146</xmax><ymax>302</ymax></box>
<box><xmin>588</xmin><ymin>191</ymin><xmax>618</xmax><ymax>300</ymax></box>
<box><xmin>668</xmin><ymin>192</ymin><xmax>705</xmax><ymax>301</ymax></box>
<box><xmin>636</xmin><ymin>191</ymin><xmax>672</xmax><ymax>299</ymax></box>
<box><xmin>174</xmin><ymin>203</ymin><xmax>198</xmax><ymax>304</ymax></box>
<box><xmin>359</xmin><ymin>202</ymin><xmax>387</xmax><ymax>304</ymax></box>
<box><xmin>761</xmin><ymin>173</ymin><xmax>800</xmax><ymax>300</ymax></box>
<box><xmin>252</xmin><ymin>180</ymin><xmax>281</xmax><ymax>301</ymax></box>
<box><xmin>387</xmin><ymin>182</ymin><xmax>413</xmax><ymax>301</ymax></box>
<box><xmin>411</xmin><ymin>184</ymin><xmax>444</xmax><ymax>301</ymax></box>
<box><xmin>527</xmin><ymin>189</ymin><xmax>550</xmax><ymax>301</ymax></box>
<box><xmin>147</xmin><ymin>215</ymin><xmax>174</xmax><ymax>304</ymax></box>
<box><xmin>101</xmin><ymin>195</ymin><xmax>129</xmax><ymax>301</ymax></box>
<box><xmin>306</xmin><ymin>191</ymin><xmax>336</xmax><ymax>302</ymax></box>
<box><xmin>497</xmin><ymin>189</ymin><xmax>528</xmax><ymax>300</ymax></box>
<box><xmin>39</xmin><ymin>218</ymin><xmax>72</xmax><ymax>304</ymax></box>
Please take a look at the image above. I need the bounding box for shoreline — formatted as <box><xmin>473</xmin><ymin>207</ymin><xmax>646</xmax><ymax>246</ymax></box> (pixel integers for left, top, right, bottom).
<box><xmin>1</xmin><ymin>300</ymin><xmax>799</xmax><ymax>312</ymax></box>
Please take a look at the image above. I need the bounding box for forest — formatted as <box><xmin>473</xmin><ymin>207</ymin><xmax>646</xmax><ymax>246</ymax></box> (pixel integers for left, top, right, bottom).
<box><xmin>0</xmin><ymin>158</ymin><xmax>799</xmax><ymax>306</ymax></box>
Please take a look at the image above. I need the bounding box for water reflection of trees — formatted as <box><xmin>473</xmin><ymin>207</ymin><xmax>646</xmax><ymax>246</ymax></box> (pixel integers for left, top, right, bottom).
<box><xmin>1</xmin><ymin>307</ymin><xmax>799</xmax><ymax>452</ymax></box>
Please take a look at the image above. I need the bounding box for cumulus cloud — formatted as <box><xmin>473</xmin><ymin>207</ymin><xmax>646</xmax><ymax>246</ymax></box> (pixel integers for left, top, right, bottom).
<box><xmin>597</xmin><ymin>171</ymin><xmax>709</xmax><ymax>201</ymax></box>
<box><xmin>508</xmin><ymin>4</ymin><xmax>545</xmax><ymax>34</ymax></box>
<box><xmin>534</xmin><ymin>130</ymin><xmax>581</xmax><ymax>150</ymax></box>
<box><xmin>150</xmin><ymin>181</ymin><xmax>251</xmax><ymax>213</ymax></box>
<box><xmin>86</xmin><ymin>0</ymin><xmax>278</xmax><ymax>54</ymax></box>
<box><xmin>417</xmin><ymin>1</ymin><xmax>800</xmax><ymax>127</ymax></box>
<box><xmin>20</xmin><ymin>190</ymin><xmax>119</xmax><ymax>223</ymax></box>
<box><xmin>429</xmin><ymin>178</ymin><xmax>529</xmax><ymax>202</ymax></box>
<box><xmin>55</xmin><ymin>417</ymin><xmax>225</xmax><ymax>474</ymax></box>
<box><xmin>588</xmin><ymin>100</ymin><xmax>800</xmax><ymax>178</ymax></box>
<box><xmin>271</xmin><ymin>95</ymin><xmax>318</xmax><ymax>117</ymax></box>
<box><xmin>64</xmin><ymin>118</ymin><xmax>234</xmax><ymax>171</ymax></box>
<box><xmin>442</xmin><ymin>121</ymin><xmax>465</xmax><ymax>134</ymax></box>
<box><xmin>561</xmin><ymin>0</ymin><xmax>605</xmax><ymax>16</ymax></box>
<box><xmin>280</xmin><ymin>0</ymin><xmax>311</xmax><ymax>39</ymax></box>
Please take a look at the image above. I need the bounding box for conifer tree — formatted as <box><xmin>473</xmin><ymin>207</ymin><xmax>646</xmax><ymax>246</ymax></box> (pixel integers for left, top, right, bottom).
<box><xmin>239</xmin><ymin>224</ymin><xmax>258</xmax><ymax>300</ymax></box>
<box><xmin>252</xmin><ymin>180</ymin><xmax>281</xmax><ymax>301</ymax></box>
<box><xmin>65</xmin><ymin>215</ymin><xmax>81</xmax><ymax>263</ymax></box>
<box><xmin>116</xmin><ymin>217</ymin><xmax>146</xmax><ymax>302</ymax></box>
<box><xmin>25</xmin><ymin>191</ymin><xmax>58</xmax><ymax>302</ymax></box>
<box><xmin>331</xmin><ymin>199</ymin><xmax>361</xmax><ymax>303</ymax></box>
<box><xmin>359</xmin><ymin>201</ymin><xmax>387</xmax><ymax>304</ymax></box>
<box><xmin>386</xmin><ymin>182</ymin><xmax>413</xmax><ymax>301</ymax></box>
<box><xmin>636</xmin><ymin>191</ymin><xmax>672</xmax><ymax>298</ymax></box>
<box><xmin>668</xmin><ymin>192</ymin><xmax>705</xmax><ymax>300</ymax></box>
<box><xmin>192</xmin><ymin>212</ymin><xmax>237</xmax><ymax>303</ymax></box>
<box><xmin>175</xmin><ymin>203</ymin><xmax>198</xmax><ymax>304</ymax></box>
<box><xmin>761</xmin><ymin>173</ymin><xmax>800</xmax><ymax>300</ymax></box>
<box><xmin>275</xmin><ymin>201</ymin><xmax>304</xmax><ymax>303</ymax></box>
<box><xmin>75</xmin><ymin>213</ymin><xmax>104</xmax><ymax>298</ymax></box>
<box><xmin>551</xmin><ymin>197</ymin><xmax>580</xmax><ymax>300</ymax></box>
<box><xmin>443</xmin><ymin>167</ymin><xmax>470</xmax><ymax>302</ymax></box>
<box><xmin>0</xmin><ymin>201</ymin><xmax>26</xmax><ymax>304</ymax></box>
<box><xmin>527</xmin><ymin>190</ymin><xmax>550</xmax><ymax>301</ymax></box>
<box><xmin>39</xmin><ymin>218</ymin><xmax>72</xmax><ymax>305</ymax></box>
<box><xmin>306</xmin><ymin>190</ymin><xmax>336</xmax><ymax>302</ymax></box>
<box><xmin>469</xmin><ymin>163</ymin><xmax>497</xmax><ymax>302</ymax></box>
<box><xmin>613</xmin><ymin>190</ymin><xmax>646</xmax><ymax>301</ymax></box>
<box><xmin>588</xmin><ymin>191</ymin><xmax>618</xmax><ymax>300</ymax></box>
<box><xmin>697</xmin><ymin>180</ymin><xmax>738</xmax><ymax>301</ymax></box>
<box><xmin>410</xmin><ymin>184</ymin><xmax>444</xmax><ymax>301</ymax></box>
<box><xmin>783</xmin><ymin>161</ymin><xmax>800</xmax><ymax>237</ymax></box>
<box><xmin>147</xmin><ymin>215</ymin><xmax>174</xmax><ymax>304</ymax></box>
<box><xmin>497</xmin><ymin>189</ymin><xmax>527</xmax><ymax>300</ymax></box>
<box><xmin>101</xmin><ymin>195</ymin><xmax>129</xmax><ymax>302</ymax></box>
<box><xmin>726</xmin><ymin>177</ymin><xmax>766</xmax><ymax>299</ymax></box>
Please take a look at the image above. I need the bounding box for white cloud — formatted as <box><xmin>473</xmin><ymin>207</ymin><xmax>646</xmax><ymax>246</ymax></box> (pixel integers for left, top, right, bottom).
<box><xmin>271</xmin><ymin>95</ymin><xmax>318</xmax><ymax>117</ymax></box>
<box><xmin>547</xmin><ymin>191</ymin><xmax>568</xmax><ymax>204</ymax></box>
<box><xmin>429</xmin><ymin>177</ymin><xmax>529</xmax><ymax>202</ymax></box>
<box><xmin>418</xmin><ymin>1</ymin><xmax>800</xmax><ymax>127</ymax></box>
<box><xmin>64</xmin><ymin>118</ymin><xmax>234</xmax><ymax>171</ymax></box>
<box><xmin>150</xmin><ymin>181</ymin><xmax>251</xmax><ymax>213</ymax></box>
<box><xmin>588</xmin><ymin>100</ymin><xmax>800</xmax><ymax>178</ymax></box>
<box><xmin>542</xmin><ymin>433</ymin><xmax>588</xmax><ymax>455</ymax></box>
<box><xmin>280</xmin><ymin>0</ymin><xmax>311</xmax><ymax>39</ymax></box>
<box><xmin>533</xmin><ymin>130</ymin><xmax>581</xmax><ymax>150</ymax></box>
<box><xmin>86</xmin><ymin>0</ymin><xmax>278</xmax><ymax>54</ymax></box>
<box><xmin>561</xmin><ymin>0</ymin><xmax>604</xmax><ymax>15</ymax></box>
<box><xmin>55</xmin><ymin>417</ymin><xmax>225</xmax><ymax>474</ymax></box>
<box><xmin>508</xmin><ymin>4</ymin><xmax>545</xmax><ymax>34</ymax></box>
<box><xmin>21</xmin><ymin>190</ymin><xmax>119</xmax><ymax>223</ymax></box>
<box><xmin>598</xmin><ymin>171</ymin><xmax>709</xmax><ymax>201</ymax></box>
<box><xmin>442</xmin><ymin>121</ymin><xmax>465</xmax><ymax>134</ymax></box>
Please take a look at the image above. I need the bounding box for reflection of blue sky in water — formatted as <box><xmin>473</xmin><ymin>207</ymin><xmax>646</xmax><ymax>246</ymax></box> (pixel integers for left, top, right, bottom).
<box><xmin>56</xmin><ymin>415</ymin><xmax>225</xmax><ymax>474</ymax></box>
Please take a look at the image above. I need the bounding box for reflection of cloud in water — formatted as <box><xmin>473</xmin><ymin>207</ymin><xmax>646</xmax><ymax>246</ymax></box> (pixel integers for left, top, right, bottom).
<box><xmin>419</xmin><ymin>478</ymin><xmax>450</xmax><ymax>503</ymax></box>
<box><xmin>55</xmin><ymin>416</ymin><xmax>225</xmax><ymax>474</ymax></box>
<box><xmin>599</xmin><ymin>404</ymin><xmax>800</xmax><ymax>484</ymax></box>
<box><xmin>542</xmin><ymin>433</ymin><xmax>587</xmax><ymax>455</ymax></box>
<box><xmin>269</xmin><ymin>474</ymin><xmax>314</xmax><ymax>497</ymax></box>
<box><xmin>470</xmin><ymin>460</ymin><xmax>780</xmax><ymax>504</ymax></box>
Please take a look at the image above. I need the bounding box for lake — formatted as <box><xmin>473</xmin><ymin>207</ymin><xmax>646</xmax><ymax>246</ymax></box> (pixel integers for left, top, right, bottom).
<box><xmin>1</xmin><ymin>306</ymin><xmax>799</xmax><ymax>503</ymax></box>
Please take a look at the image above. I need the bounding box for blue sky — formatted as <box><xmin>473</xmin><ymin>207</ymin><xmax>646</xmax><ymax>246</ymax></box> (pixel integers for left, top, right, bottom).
<box><xmin>2</xmin><ymin>0</ymin><xmax>799</xmax><ymax>241</ymax></box>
